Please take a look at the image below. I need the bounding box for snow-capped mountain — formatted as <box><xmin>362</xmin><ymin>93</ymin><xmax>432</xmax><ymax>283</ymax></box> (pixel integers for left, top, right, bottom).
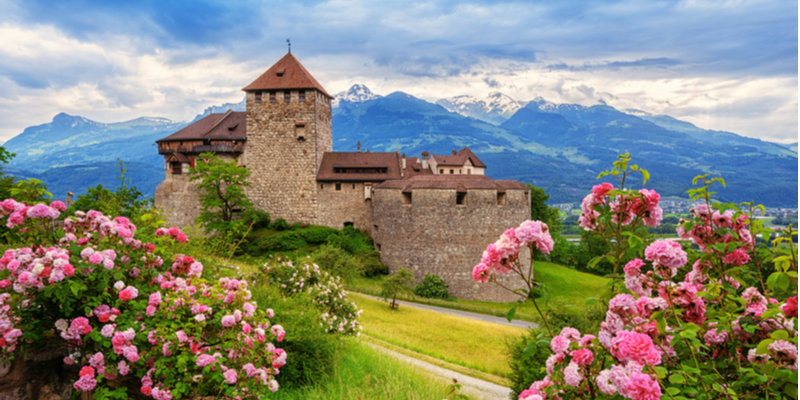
<box><xmin>191</xmin><ymin>99</ymin><xmax>246</xmax><ymax>122</ymax></box>
<box><xmin>333</xmin><ymin>84</ymin><xmax>382</xmax><ymax>107</ymax></box>
<box><xmin>436</xmin><ymin>92</ymin><xmax>522</xmax><ymax>125</ymax></box>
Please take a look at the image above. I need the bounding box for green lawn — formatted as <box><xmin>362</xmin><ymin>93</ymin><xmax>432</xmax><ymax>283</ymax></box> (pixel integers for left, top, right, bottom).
<box><xmin>271</xmin><ymin>339</ymin><xmax>473</xmax><ymax>400</ymax></box>
<box><xmin>352</xmin><ymin>261</ymin><xmax>610</xmax><ymax>319</ymax></box>
<box><xmin>351</xmin><ymin>293</ymin><xmax>526</xmax><ymax>378</ymax></box>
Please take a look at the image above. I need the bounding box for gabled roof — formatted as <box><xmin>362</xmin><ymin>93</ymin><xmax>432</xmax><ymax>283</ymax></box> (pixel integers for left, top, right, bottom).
<box><xmin>432</xmin><ymin>147</ymin><xmax>486</xmax><ymax>167</ymax></box>
<box><xmin>156</xmin><ymin>111</ymin><xmax>247</xmax><ymax>143</ymax></box>
<box><xmin>167</xmin><ymin>153</ymin><xmax>190</xmax><ymax>163</ymax></box>
<box><xmin>317</xmin><ymin>152</ymin><xmax>402</xmax><ymax>182</ymax></box>
<box><xmin>242</xmin><ymin>53</ymin><xmax>333</xmax><ymax>98</ymax></box>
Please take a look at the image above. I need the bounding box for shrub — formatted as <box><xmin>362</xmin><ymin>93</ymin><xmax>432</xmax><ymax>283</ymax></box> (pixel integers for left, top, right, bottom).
<box><xmin>310</xmin><ymin>244</ymin><xmax>363</xmax><ymax>283</ymax></box>
<box><xmin>0</xmin><ymin>199</ymin><xmax>288</xmax><ymax>398</ymax></box>
<box><xmin>271</xmin><ymin>218</ymin><xmax>289</xmax><ymax>231</ymax></box>
<box><xmin>243</xmin><ymin>209</ymin><xmax>271</xmax><ymax>230</ymax></box>
<box><xmin>298</xmin><ymin>226</ymin><xmax>338</xmax><ymax>244</ymax></box>
<box><xmin>473</xmin><ymin>154</ymin><xmax>798</xmax><ymax>399</ymax></box>
<box><xmin>250</xmin><ymin>284</ymin><xmax>340</xmax><ymax>388</ymax></box>
<box><xmin>356</xmin><ymin>252</ymin><xmax>388</xmax><ymax>277</ymax></box>
<box><xmin>257</xmin><ymin>232</ymin><xmax>308</xmax><ymax>252</ymax></box>
<box><xmin>413</xmin><ymin>273</ymin><xmax>449</xmax><ymax>299</ymax></box>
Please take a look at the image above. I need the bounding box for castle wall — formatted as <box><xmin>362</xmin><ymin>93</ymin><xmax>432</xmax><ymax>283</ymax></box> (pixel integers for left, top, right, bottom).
<box><xmin>154</xmin><ymin>153</ymin><xmax>238</xmax><ymax>230</ymax></box>
<box><xmin>371</xmin><ymin>188</ymin><xmax>531</xmax><ymax>302</ymax></box>
<box><xmin>317</xmin><ymin>182</ymin><xmax>373</xmax><ymax>230</ymax></box>
<box><xmin>243</xmin><ymin>89</ymin><xmax>332</xmax><ymax>225</ymax></box>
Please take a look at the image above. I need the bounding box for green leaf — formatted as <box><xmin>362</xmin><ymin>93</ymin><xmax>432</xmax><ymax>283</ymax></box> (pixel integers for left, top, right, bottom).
<box><xmin>523</xmin><ymin>342</ymin><xmax>538</xmax><ymax>357</ymax></box>
<box><xmin>506</xmin><ymin>305</ymin><xmax>517</xmax><ymax>323</ymax></box>
<box><xmin>585</xmin><ymin>297</ymin><xmax>598</xmax><ymax>305</ymax></box>
<box><xmin>669</xmin><ymin>374</ymin><xmax>686</xmax><ymax>384</ymax></box>
<box><xmin>770</xmin><ymin>330</ymin><xmax>789</xmax><ymax>340</ymax></box>
<box><xmin>666</xmin><ymin>387</ymin><xmax>681</xmax><ymax>396</ymax></box>
<box><xmin>756</xmin><ymin>338</ymin><xmax>775</xmax><ymax>355</ymax></box>
<box><xmin>654</xmin><ymin>366</ymin><xmax>667</xmax><ymax>379</ymax></box>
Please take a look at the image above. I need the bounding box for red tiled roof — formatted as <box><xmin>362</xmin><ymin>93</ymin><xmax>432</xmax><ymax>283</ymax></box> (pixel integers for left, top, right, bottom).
<box><xmin>432</xmin><ymin>147</ymin><xmax>486</xmax><ymax>167</ymax></box>
<box><xmin>317</xmin><ymin>152</ymin><xmax>402</xmax><ymax>181</ymax></box>
<box><xmin>374</xmin><ymin>174</ymin><xmax>527</xmax><ymax>192</ymax></box>
<box><xmin>156</xmin><ymin>111</ymin><xmax>247</xmax><ymax>143</ymax></box>
<box><xmin>242</xmin><ymin>53</ymin><xmax>333</xmax><ymax>98</ymax></box>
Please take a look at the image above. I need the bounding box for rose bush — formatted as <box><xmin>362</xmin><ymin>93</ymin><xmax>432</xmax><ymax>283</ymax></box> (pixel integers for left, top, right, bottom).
<box><xmin>0</xmin><ymin>198</ymin><xmax>287</xmax><ymax>399</ymax></box>
<box><xmin>474</xmin><ymin>155</ymin><xmax>798</xmax><ymax>399</ymax></box>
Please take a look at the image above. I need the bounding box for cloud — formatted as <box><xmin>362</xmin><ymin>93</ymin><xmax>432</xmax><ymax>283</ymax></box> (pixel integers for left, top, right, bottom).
<box><xmin>0</xmin><ymin>0</ymin><xmax>794</xmax><ymax>143</ymax></box>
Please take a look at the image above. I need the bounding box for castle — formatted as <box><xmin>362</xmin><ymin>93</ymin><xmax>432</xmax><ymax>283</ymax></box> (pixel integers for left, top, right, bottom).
<box><xmin>155</xmin><ymin>52</ymin><xmax>530</xmax><ymax>302</ymax></box>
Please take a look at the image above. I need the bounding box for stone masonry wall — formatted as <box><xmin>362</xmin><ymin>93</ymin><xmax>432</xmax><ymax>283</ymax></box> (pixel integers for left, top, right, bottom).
<box><xmin>371</xmin><ymin>188</ymin><xmax>530</xmax><ymax>302</ymax></box>
<box><xmin>317</xmin><ymin>182</ymin><xmax>373</xmax><ymax>230</ymax></box>
<box><xmin>154</xmin><ymin>172</ymin><xmax>201</xmax><ymax>231</ymax></box>
<box><xmin>243</xmin><ymin>90</ymin><xmax>332</xmax><ymax>225</ymax></box>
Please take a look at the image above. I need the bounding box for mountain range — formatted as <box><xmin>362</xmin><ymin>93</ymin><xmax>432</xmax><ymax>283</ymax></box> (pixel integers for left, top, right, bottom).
<box><xmin>3</xmin><ymin>85</ymin><xmax>797</xmax><ymax>207</ymax></box>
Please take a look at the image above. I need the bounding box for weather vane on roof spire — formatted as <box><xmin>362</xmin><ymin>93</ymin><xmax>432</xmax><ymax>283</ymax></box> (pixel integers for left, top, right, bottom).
<box><xmin>287</xmin><ymin>38</ymin><xmax>291</xmax><ymax>54</ymax></box>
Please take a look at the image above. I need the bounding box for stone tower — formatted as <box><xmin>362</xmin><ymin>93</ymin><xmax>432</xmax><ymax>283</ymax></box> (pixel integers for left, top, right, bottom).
<box><xmin>241</xmin><ymin>53</ymin><xmax>333</xmax><ymax>224</ymax></box>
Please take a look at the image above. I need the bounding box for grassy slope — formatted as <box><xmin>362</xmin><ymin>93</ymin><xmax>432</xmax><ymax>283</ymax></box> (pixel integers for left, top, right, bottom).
<box><xmin>270</xmin><ymin>339</ymin><xmax>473</xmax><ymax>400</ymax></box>
<box><xmin>352</xmin><ymin>261</ymin><xmax>610</xmax><ymax>318</ymax></box>
<box><xmin>351</xmin><ymin>293</ymin><xmax>525</xmax><ymax>378</ymax></box>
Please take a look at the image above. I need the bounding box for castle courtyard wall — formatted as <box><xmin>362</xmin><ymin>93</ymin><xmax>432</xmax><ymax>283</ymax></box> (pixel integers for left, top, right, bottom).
<box><xmin>316</xmin><ymin>182</ymin><xmax>373</xmax><ymax>230</ymax></box>
<box><xmin>371</xmin><ymin>188</ymin><xmax>530</xmax><ymax>302</ymax></box>
<box><xmin>154</xmin><ymin>173</ymin><xmax>202</xmax><ymax>231</ymax></box>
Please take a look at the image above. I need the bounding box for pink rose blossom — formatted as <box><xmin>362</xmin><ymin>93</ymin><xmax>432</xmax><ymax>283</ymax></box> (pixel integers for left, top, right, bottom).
<box><xmin>626</xmin><ymin>372</ymin><xmax>662</xmax><ymax>400</ymax></box>
<box><xmin>223</xmin><ymin>368</ymin><xmax>238</xmax><ymax>384</ymax></box>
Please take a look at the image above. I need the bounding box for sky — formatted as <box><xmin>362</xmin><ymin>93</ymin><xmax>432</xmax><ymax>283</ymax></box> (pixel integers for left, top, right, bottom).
<box><xmin>0</xmin><ymin>0</ymin><xmax>797</xmax><ymax>144</ymax></box>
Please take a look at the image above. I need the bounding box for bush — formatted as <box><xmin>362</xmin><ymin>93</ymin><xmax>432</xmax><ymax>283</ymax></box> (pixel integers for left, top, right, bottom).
<box><xmin>298</xmin><ymin>226</ymin><xmax>338</xmax><ymax>244</ymax></box>
<box><xmin>310</xmin><ymin>244</ymin><xmax>363</xmax><ymax>283</ymax></box>
<box><xmin>356</xmin><ymin>252</ymin><xmax>388</xmax><ymax>277</ymax></box>
<box><xmin>243</xmin><ymin>209</ymin><xmax>271</xmax><ymax>230</ymax></box>
<box><xmin>272</xmin><ymin>218</ymin><xmax>289</xmax><ymax>231</ymax></box>
<box><xmin>250</xmin><ymin>285</ymin><xmax>339</xmax><ymax>388</ymax></box>
<box><xmin>413</xmin><ymin>274</ymin><xmax>449</xmax><ymax>299</ymax></box>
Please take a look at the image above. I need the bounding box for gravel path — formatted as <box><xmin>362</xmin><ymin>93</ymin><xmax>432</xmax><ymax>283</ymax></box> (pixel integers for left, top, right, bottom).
<box><xmin>366</xmin><ymin>342</ymin><xmax>512</xmax><ymax>400</ymax></box>
<box><xmin>351</xmin><ymin>293</ymin><xmax>538</xmax><ymax>329</ymax></box>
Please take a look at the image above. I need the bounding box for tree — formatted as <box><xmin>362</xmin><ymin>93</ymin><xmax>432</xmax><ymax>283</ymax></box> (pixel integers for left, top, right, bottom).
<box><xmin>380</xmin><ymin>267</ymin><xmax>415</xmax><ymax>310</ymax></box>
<box><xmin>187</xmin><ymin>152</ymin><xmax>253</xmax><ymax>233</ymax></box>
<box><xmin>525</xmin><ymin>183</ymin><xmax>562</xmax><ymax>236</ymax></box>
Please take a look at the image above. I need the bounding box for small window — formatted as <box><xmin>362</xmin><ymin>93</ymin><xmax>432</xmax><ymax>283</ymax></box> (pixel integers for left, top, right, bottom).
<box><xmin>468</xmin><ymin>169</ymin><xmax>472</xmax><ymax>175</ymax></box>
<box><xmin>284</xmin><ymin>92</ymin><xmax>291</xmax><ymax>103</ymax></box>
<box><xmin>456</xmin><ymin>192</ymin><xmax>466</xmax><ymax>205</ymax></box>
<box><xmin>299</xmin><ymin>91</ymin><xmax>306</xmax><ymax>102</ymax></box>
<box><xmin>459</xmin><ymin>169</ymin><xmax>462</xmax><ymax>174</ymax></box>
<box><xmin>269</xmin><ymin>92</ymin><xmax>276</xmax><ymax>103</ymax></box>
<box><xmin>255</xmin><ymin>93</ymin><xmax>262</xmax><ymax>103</ymax></box>
<box><xmin>376</xmin><ymin>243</ymin><xmax>382</xmax><ymax>251</ymax></box>
<box><xmin>402</xmin><ymin>192</ymin><xmax>412</xmax><ymax>205</ymax></box>
<box><xmin>439</xmin><ymin>169</ymin><xmax>443</xmax><ymax>174</ymax></box>
<box><xmin>352</xmin><ymin>184</ymin><xmax>356</xmax><ymax>189</ymax></box>
<box><xmin>497</xmin><ymin>192</ymin><xmax>506</xmax><ymax>206</ymax></box>
<box><xmin>450</xmin><ymin>169</ymin><xmax>454</xmax><ymax>174</ymax></box>
<box><xmin>320</xmin><ymin>184</ymin><xmax>324</xmax><ymax>189</ymax></box>
<box><xmin>344</xmin><ymin>222</ymin><xmax>354</xmax><ymax>228</ymax></box>
<box><xmin>170</xmin><ymin>162</ymin><xmax>182</xmax><ymax>175</ymax></box>
<box><xmin>373</xmin><ymin>224</ymin><xmax>378</xmax><ymax>231</ymax></box>
<box><xmin>335</xmin><ymin>183</ymin><xmax>342</xmax><ymax>191</ymax></box>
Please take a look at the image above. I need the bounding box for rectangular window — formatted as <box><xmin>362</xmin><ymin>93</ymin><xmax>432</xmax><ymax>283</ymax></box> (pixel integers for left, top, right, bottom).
<box><xmin>299</xmin><ymin>91</ymin><xmax>306</xmax><ymax>102</ymax></box>
<box><xmin>402</xmin><ymin>192</ymin><xmax>412</xmax><ymax>205</ymax></box>
<box><xmin>497</xmin><ymin>192</ymin><xmax>506</xmax><ymax>206</ymax></box>
<box><xmin>456</xmin><ymin>192</ymin><xmax>466</xmax><ymax>205</ymax></box>
<box><xmin>439</xmin><ymin>169</ymin><xmax>443</xmax><ymax>174</ymax></box>
<box><xmin>335</xmin><ymin>183</ymin><xmax>342</xmax><ymax>191</ymax></box>
<box><xmin>352</xmin><ymin>184</ymin><xmax>356</xmax><ymax>189</ymax></box>
<box><xmin>450</xmin><ymin>169</ymin><xmax>454</xmax><ymax>174</ymax></box>
<box><xmin>468</xmin><ymin>169</ymin><xmax>472</xmax><ymax>175</ymax></box>
<box><xmin>284</xmin><ymin>92</ymin><xmax>291</xmax><ymax>103</ymax></box>
<box><xmin>269</xmin><ymin>92</ymin><xmax>276</xmax><ymax>103</ymax></box>
<box><xmin>377</xmin><ymin>243</ymin><xmax>382</xmax><ymax>251</ymax></box>
<box><xmin>320</xmin><ymin>184</ymin><xmax>324</xmax><ymax>189</ymax></box>
<box><xmin>170</xmin><ymin>162</ymin><xmax>182</xmax><ymax>174</ymax></box>
<box><xmin>255</xmin><ymin>93</ymin><xmax>262</xmax><ymax>103</ymax></box>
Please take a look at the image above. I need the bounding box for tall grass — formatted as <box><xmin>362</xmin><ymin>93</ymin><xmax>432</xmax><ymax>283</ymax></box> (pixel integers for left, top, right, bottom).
<box><xmin>351</xmin><ymin>293</ymin><xmax>525</xmax><ymax>377</ymax></box>
<box><xmin>270</xmin><ymin>339</ymin><xmax>469</xmax><ymax>400</ymax></box>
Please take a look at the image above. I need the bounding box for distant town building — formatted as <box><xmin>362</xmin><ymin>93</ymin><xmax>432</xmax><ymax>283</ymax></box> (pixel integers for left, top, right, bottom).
<box><xmin>154</xmin><ymin>52</ymin><xmax>531</xmax><ymax>302</ymax></box>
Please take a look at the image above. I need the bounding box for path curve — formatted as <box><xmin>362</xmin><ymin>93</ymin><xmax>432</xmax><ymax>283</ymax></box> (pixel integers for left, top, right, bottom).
<box><xmin>365</xmin><ymin>342</ymin><xmax>513</xmax><ymax>400</ymax></box>
<box><xmin>351</xmin><ymin>292</ymin><xmax>538</xmax><ymax>329</ymax></box>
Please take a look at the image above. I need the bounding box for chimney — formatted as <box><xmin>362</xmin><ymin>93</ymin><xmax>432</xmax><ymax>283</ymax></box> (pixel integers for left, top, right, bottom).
<box><xmin>421</xmin><ymin>151</ymin><xmax>429</xmax><ymax>170</ymax></box>
<box><xmin>357</xmin><ymin>141</ymin><xmax>361</xmax><ymax>152</ymax></box>
<box><xmin>452</xmin><ymin>150</ymin><xmax>457</xmax><ymax>155</ymax></box>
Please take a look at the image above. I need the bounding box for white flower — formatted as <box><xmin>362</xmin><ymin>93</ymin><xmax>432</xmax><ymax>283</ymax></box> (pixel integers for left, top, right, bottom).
<box><xmin>55</xmin><ymin>319</ymin><xmax>68</xmax><ymax>331</ymax></box>
<box><xmin>32</xmin><ymin>263</ymin><xmax>45</xmax><ymax>275</ymax></box>
<box><xmin>194</xmin><ymin>314</ymin><xmax>206</xmax><ymax>322</ymax></box>
<box><xmin>113</xmin><ymin>281</ymin><xmax>125</xmax><ymax>291</ymax></box>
